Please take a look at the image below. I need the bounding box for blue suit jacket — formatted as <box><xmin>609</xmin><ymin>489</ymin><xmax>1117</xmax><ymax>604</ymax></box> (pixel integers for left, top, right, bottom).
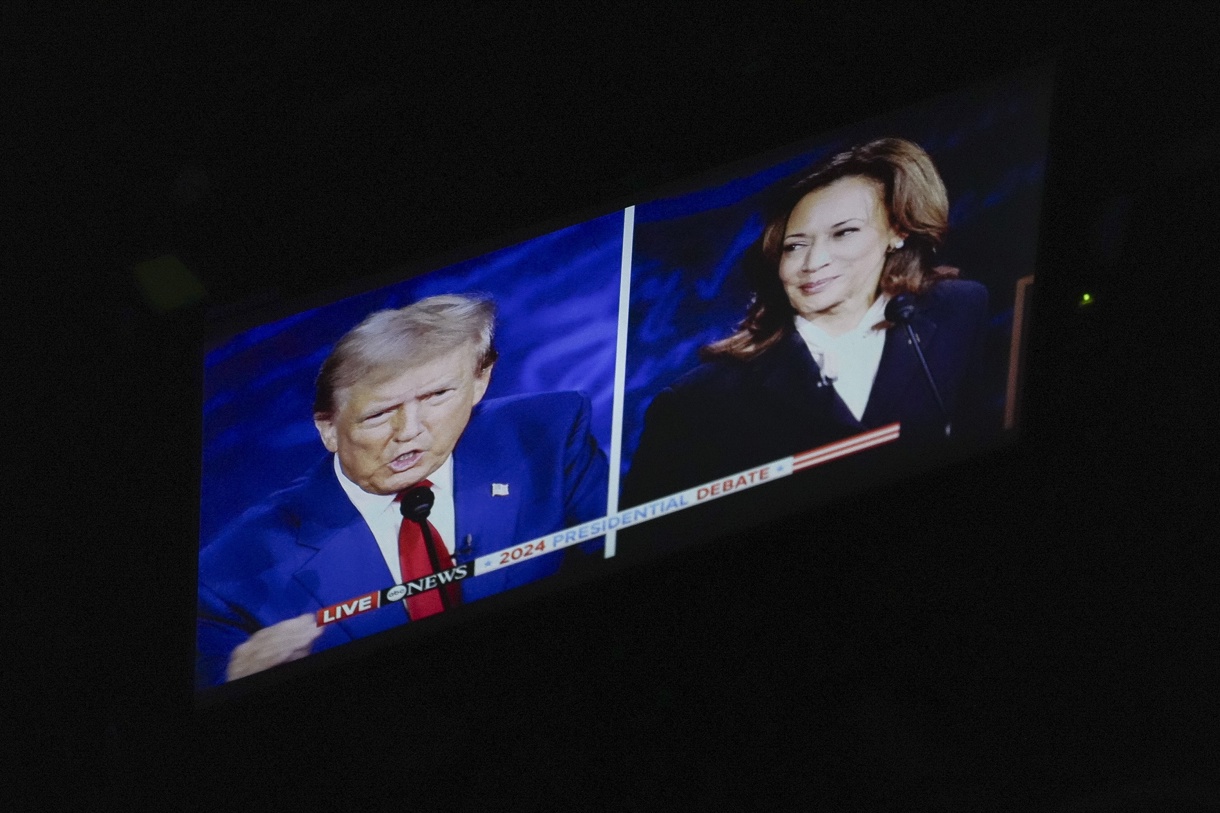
<box><xmin>197</xmin><ymin>391</ymin><xmax>608</xmax><ymax>688</ymax></box>
<box><xmin>622</xmin><ymin>280</ymin><xmax>995</xmax><ymax>505</ymax></box>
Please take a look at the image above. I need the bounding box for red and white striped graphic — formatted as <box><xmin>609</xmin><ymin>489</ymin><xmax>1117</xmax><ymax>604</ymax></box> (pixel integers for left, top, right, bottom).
<box><xmin>792</xmin><ymin>423</ymin><xmax>901</xmax><ymax>472</ymax></box>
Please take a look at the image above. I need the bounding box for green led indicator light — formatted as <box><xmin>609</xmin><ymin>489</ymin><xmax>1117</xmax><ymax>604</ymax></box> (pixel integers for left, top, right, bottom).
<box><xmin>1079</xmin><ymin>292</ymin><xmax>1094</xmax><ymax>307</ymax></box>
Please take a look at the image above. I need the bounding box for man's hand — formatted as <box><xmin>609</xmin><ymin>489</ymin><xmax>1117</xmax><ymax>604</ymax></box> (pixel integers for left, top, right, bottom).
<box><xmin>225</xmin><ymin>614</ymin><xmax>324</xmax><ymax>682</ymax></box>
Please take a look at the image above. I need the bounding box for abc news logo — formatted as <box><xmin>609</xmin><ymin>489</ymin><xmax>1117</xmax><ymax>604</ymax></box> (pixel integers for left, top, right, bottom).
<box><xmin>316</xmin><ymin>564</ymin><xmax>473</xmax><ymax>626</ymax></box>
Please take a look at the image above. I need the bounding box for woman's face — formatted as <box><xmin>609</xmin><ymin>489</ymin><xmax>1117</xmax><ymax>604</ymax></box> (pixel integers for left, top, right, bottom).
<box><xmin>778</xmin><ymin>175</ymin><xmax>902</xmax><ymax>334</ymax></box>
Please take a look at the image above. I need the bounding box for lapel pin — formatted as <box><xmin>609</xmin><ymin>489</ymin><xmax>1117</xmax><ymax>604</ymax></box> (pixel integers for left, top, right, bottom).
<box><xmin>491</xmin><ymin>483</ymin><xmax>510</xmax><ymax>497</ymax></box>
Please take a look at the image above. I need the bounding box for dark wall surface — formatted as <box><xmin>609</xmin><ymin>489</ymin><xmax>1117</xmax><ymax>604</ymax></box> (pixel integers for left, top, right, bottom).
<box><xmin>8</xmin><ymin>3</ymin><xmax>1220</xmax><ymax>810</ymax></box>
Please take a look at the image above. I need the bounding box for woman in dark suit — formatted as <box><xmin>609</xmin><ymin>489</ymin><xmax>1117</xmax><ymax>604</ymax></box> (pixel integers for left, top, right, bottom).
<box><xmin>623</xmin><ymin>138</ymin><xmax>994</xmax><ymax>506</ymax></box>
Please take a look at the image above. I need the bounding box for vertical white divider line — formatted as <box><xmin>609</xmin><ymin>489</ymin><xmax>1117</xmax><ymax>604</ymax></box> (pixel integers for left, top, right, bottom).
<box><xmin>604</xmin><ymin>205</ymin><xmax>636</xmax><ymax>558</ymax></box>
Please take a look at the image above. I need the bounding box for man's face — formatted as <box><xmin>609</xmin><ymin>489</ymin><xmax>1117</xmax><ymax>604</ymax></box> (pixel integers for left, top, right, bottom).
<box><xmin>314</xmin><ymin>343</ymin><xmax>491</xmax><ymax>495</ymax></box>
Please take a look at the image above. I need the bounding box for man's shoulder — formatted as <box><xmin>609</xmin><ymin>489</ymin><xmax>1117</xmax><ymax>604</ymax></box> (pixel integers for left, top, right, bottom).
<box><xmin>456</xmin><ymin>391</ymin><xmax>604</xmax><ymax>500</ymax></box>
<box><xmin>236</xmin><ymin>456</ymin><xmax>336</xmax><ymax>517</ymax></box>
<box><xmin>200</xmin><ymin>457</ymin><xmax>342</xmax><ymax>572</ymax></box>
<box><xmin>469</xmin><ymin>391</ymin><xmax>589</xmax><ymax>427</ymax></box>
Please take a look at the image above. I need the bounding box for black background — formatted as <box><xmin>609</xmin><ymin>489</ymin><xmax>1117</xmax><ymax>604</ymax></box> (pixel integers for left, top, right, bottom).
<box><xmin>7</xmin><ymin>3</ymin><xmax>1220</xmax><ymax>810</ymax></box>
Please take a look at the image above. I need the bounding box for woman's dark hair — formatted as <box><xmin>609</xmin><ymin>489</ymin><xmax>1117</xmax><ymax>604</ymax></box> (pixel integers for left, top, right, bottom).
<box><xmin>704</xmin><ymin>138</ymin><xmax>956</xmax><ymax>361</ymax></box>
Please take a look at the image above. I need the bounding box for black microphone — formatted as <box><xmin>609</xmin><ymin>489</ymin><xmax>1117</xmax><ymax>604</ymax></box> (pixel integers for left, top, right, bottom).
<box><xmin>884</xmin><ymin>294</ymin><xmax>918</xmax><ymax>325</ymax></box>
<box><xmin>399</xmin><ymin>485</ymin><xmax>452</xmax><ymax>610</ymax></box>
<box><xmin>885</xmin><ymin>294</ymin><xmax>952</xmax><ymax>438</ymax></box>
<box><xmin>398</xmin><ymin>485</ymin><xmax>435</xmax><ymax>522</ymax></box>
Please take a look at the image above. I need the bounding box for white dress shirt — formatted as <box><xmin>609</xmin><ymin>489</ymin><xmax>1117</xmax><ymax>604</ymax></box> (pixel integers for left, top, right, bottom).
<box><xmin>333</xmin><ymin>454</ymin><xmax>458</xmax><ymax>584</ymax></box>
<box><xmin>794</xmin><ymin>295</ymin><xmax>890</xmax><ymax>422</ymax></box>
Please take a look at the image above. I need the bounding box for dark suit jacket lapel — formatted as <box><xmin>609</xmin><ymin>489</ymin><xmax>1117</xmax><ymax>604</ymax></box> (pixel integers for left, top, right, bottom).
<box><xmin>758</xmin><ymin>333</ymin><xmax>862</xmax><ymax>445</ymax></box>
<box><xmin>758</xmin><ymin>332</ymin><xmax>826</xmax><ymax>408</ymax></box>
<box><xmin>863</xmin><ymin>310</ymin><xmax>939</xmax><ymax>428</ymax></box>
<box><xmin>290</xmin><ymin>458</ymin><xmax>409</xmax><ymax>640</ymax></box>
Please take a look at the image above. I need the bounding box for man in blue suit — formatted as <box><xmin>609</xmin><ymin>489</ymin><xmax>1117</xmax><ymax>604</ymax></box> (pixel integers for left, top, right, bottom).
<box><xmin>197</xmin><ymin>295</ymin><xmax>609</xmax><ymax>688</ymax></box>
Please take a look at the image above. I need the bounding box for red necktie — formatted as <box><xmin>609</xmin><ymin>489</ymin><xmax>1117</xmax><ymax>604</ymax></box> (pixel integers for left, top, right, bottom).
<box><xmin>395</xmin><ymin>481</ymin><xmax>461</xmax><ymax>620</ymax></box>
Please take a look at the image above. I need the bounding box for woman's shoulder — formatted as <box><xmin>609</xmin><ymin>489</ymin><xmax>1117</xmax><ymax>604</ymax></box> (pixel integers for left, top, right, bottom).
<box><xmin>661</xmin><ymin>332</ymin><xmax>806</xmax><ymax>398</ymax></box>
<box><xmin>663</xmin><ymin>356</ymin><xmax>751</xmax><ymax>398</ymax></box>
<box><xmin>915</xmin><ymin>278</ymin><xmax>990</xmax><ymax>332</ymax></box>
<box><xmin>921</xmin><ymin>277</ymin><xmax>988</xmax><ymax>311</ymax></box>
